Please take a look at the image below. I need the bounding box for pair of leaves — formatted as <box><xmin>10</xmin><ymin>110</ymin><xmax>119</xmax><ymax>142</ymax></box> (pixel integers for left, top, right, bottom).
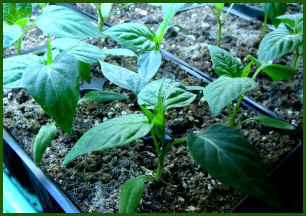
<box><xmin>99</xmin><ymin>50</ymin><xmax>161</xmax><ymax>95</ymax></box>
<box><xmin>261</xmin><ymin>3</ymin><xmax>287</xmax><ymax>27</ymax></box>
<box><xmin>205</xmin><ymin>45</ymin><xmax>257</xmax><ymax>116</ymax></box>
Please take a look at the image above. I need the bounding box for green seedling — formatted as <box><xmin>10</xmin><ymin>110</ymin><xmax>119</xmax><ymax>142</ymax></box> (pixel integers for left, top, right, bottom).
<box><xmin>258</xmin><ymin>13</ymin><xmax>303</xmax><ymax>72</ymax></box>
<box><xmin>3</xmin><ymin>3</ymin><xmax>102</xmax><ymax>55</ymax></box>
<box><xmin>62</xmin><ymin>77</ymin><xmax>281</xmax><ymax>212</ymax></box>
<box><xmin>205</xmin><ymin>44</ymin><xmax>296</xmax><ymax>130</ymax></box>
<box><xmin>207</xmin><ymin>3</ymin><xmax>234</xmax><ymax>47</ymax></box>
<box><xmin>261</xmin><ymin>3</ymin><xmax>287</xmax><ymax>37</ymax></box>
<box><xmin>92</xmin><ymin>3</ymin><xmax>134</xmax><ymax>47</ymax></box>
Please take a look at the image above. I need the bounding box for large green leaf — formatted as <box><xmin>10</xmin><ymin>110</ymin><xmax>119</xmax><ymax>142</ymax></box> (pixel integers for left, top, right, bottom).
<box><xmin>51</xmin><ymin>38</ymin><xmax>106</xmax><ymax>64</ymax></box>
<box><xmin>99</xmin><ymin>61</ymin><xmax>143</xmax><ymax>94</ymax></box>
<box><xmin>207</xmin><ymin>45</ymin><xmax>244</xmax><ymax>78</ymax></box>
<box><xmin>261</xmin><ymin>3</ymin><xmax>287</xmax><ymax>27</ymax></box>
<box><xmin>104</xmin><ymin>23</ymin><xmax>156</xmax><ymax>52</ymax></box>
<box><xmin>3</xmin><ymin>22</ymin><xmax>22</xmax><ymax>50</ymax></box>
<box><xmin>258</xmin><ymin>29</ymin><xmax>303</xmax><ymax>62</ymax></box>
<box><xmin>3</xmin><ymin>3</ymin><xmax>32</xmax><ymax>27</ymax></box>
<box><xmin>79</xmin><ymin>90</ymin><xmax>128</xmax><ymax>103</ymax></box>
<box><xmin>277</xmin><ymin>13</ymin><xmax>303</xmax><ymax>34</ymax></box>
<box><xmin>119</xmin><ymin>176</ymin><xmax>146</xmax><ymax>213</ymax></box>
<box><xmin>33</xmin><ymin>122</ymin><xmax>57</xmax><ymax>165</ymax></box>
<box><xmin>261</xmin><ymin>64</ymin><xmax>296</xmax><ymax>81</ymax></box>
<box><xmin>78</xmin><ymin>61</ymin><xmax>91</xmax><ymax>83</ymax></box>
<box><xmin>138</xmin><ymin>79</ymin><xmax>196</xmax><ymax>111</ymax></box>
<box><xmin>248</xmin><ymin>115</ymin><xmax>296</xmax><ymax>130</ymax></box>
<box><xmin>3</xmin><ymin>55</ymin><xmax>43</xmax><ymax>89</ymax></box>
<box><xmin>36</xmin><ymin>5</ymin><xmax>102</xmax><ymax>39</ymax></box>
<box><xmin>187</xmin><ymin>124</ymin><xmax>280</xmax><ymax>207</ymax></box>
<box><xmin>137</xmin><ymin>50</ymin><xmax>162</xmax><ymax>84</ymax></box>
<box><xmin>204</xmin><ymin>76</ymin><xmax>257</xmax><ymax>116</ymax></box>
<box><xmin>62</xmin><ymin>114</ymin><xmax>153</xmax><ymax>165</ymax></box>
<box><xmin>22</xmin><ymin>54</ymin><xmax>80</xmax><ymax>134</ymax></box>
<box><xmin>103</xmin><ymin>48</ymin><xmax>137</xmax><ymax>57</ymax></box>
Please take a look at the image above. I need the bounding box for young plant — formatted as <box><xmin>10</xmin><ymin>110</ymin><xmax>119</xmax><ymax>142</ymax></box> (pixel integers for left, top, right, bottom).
<box><xmin>205</xmin><ymin>44</ymin><xmax>296</xmax><ymax>130</ymax></box>
<box><xmin>62</xmin><ymin>77</ymin><xmax>282</xmax><ymax>213</ymax></box>
<box><xmin>207</xmin><ymin>3</ymin><xmax>234</xmax><ymax>47</ymax></box>
<box><xmin>261</xmin><ymin>3</ymin><xmax>287</xmax><ymax>37</ymax></box>
<box><xmin>3</xmin><ymin>3</ymin><xmax>102</xmax><ymax>55</ymax></box>
<box><xmin>92</xmin><ymin>3</ymin><xmax>134</xmax><ymax>47</ymax></box>
<box><xmin>258</xmin><ymin>13</ymin><xmax>303</xmax><ymax>73</ymax></box>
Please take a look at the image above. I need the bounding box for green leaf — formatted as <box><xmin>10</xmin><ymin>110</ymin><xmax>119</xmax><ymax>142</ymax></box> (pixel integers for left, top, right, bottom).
<box><xmin>103</xmin><ymin>48</ymin><xmax>138</xmax><ymax>57</ymax></box>
<box><xmin>261</xmin><ymin>3</ymin><xmax>287</xmax><ymax>27</ymax></box>
<box><xmin>36</xmin><ymin>5</ymin><xmax>102</xmax><ymax>39</ymax></box>
<box><xmin>100</xmin><ymin>3</ymin><xmax>113</xmax><ymax>18</ymax></box>
<box><xmin>138</xmin><ymin>79</ymin><xmax>196</xmax><ymax>111</ymax></box>
<box><xmin>140</xmin><ymin>106</ymin><xmax>154</xmax><ymax>122</ymax></box>
<box><xmin>62</xmin><ymin>114</ymin><xmax>153</xmax><ymax>165</ymax></box>
<box><xmin>22</xmin><ymin>54</ymin><xmax>80</xmax><ymax>134</ymax></box>
<box><xmin>46</xmin><ymin>37</ymin><xmax>53</xmax><ymax>65</ymax></box>
<box><xmin>187</xmin><ymin>124</ymin><xmax>280</xmax><ymax>207</ymax></box>
<box><xmin>3</xmin><ymin>22</ymin><xmax>22</xmax><ymax>50</ymax></box>
<box><xmin>207</xmin><ymin>45</ymin><xmax>244</xmax><ymax>78</ymax></box>
<box><xmin>79</xmin><ymin>61</ymin><xmax>91</xmax><ymax>84</ymax></box>
<box><xmin>119</xmin><ymin>176</ymin><xmax>146</xmax><ymax>213</ymax></box>
<box><xmin>79</xmin><ymin>90</ymin><xmax>128</xmax><ymax>103</ymax></box>
<box><xmin>277</xmin><ymin>13</ymin><xmax>303</xmax><ymax>33</ymax></box>
<box><xmin>258</xmin><ymin>29</ymin><xmax>303</xmax><ymax>62</ymax></box>
<box><xmin>51</xmin><ymin>38</ymin><xmax>106</xmax><ymax>64</ymax></box>
<box><xmin>214</xmin><ymin>3</ymin><xmax>224</xmax><ymax>17</ymax></box>
<box><xmin>241</xmin><ymin>62</ymin><xmax>252</xmax><ymax>78</ymax></box>
<box><xmin>104</xmin><ymin>23</ymin><xmax>156</xmax><ymax>52</ymax></box>
<box><xmin>204</xmin><ymin>76</ymin><xmax>258</xmax><ymax>116</ymax></box>
<box><xmin>261</xmin><ymin>64</ymin><xmax>296</xmax><ymax>81</ymax></box>
<box><xmin>137</xmin><ymin>50</ymin><xmax>162</xmax><ymax>84</ymax></box>
<box><xmin>33</xmin><ymin>122</ymin><xmax>57</xmax><ymax>165</ymax></box>
<box><xmin>248</xmin><ymin>115</ymin><xmax>296</xmax><ymax>130</ymax></box>
<box><xmin>3</xmin><ymin>55</ymin><xmax>43</xmax><ymax>89</ymax></box>
<box><xmin>3</xmin><ymin>3</ymin><xmax>32</xmax><ymax>27</ymax></box>
<box><xmin>99</xmin><ymin>61</ymin><xmax>143</xmax><ymax>94</ymax></box>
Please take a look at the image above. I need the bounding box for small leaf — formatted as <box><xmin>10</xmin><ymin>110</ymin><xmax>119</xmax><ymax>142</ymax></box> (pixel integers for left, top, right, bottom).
<box><xmin>62</xmin><ymin>114</ymin><xmax>153</xmax><ymax>165</ymax></box>
<box><xmin>3</xmin><ymin>22</ymin><xmax>22</xmax><ymax>50</ymax></box>
<box><xmin>103</xmin><ymin>48</ymin><xmax>138</xmax><ymax>57</ymax></box>
<box><xmin>34</xmin><ymin>123</ymin><xmax>57</xmax><ymax>165</ymax></box>
<box><xmin>241</xmin><ymin>62</ymin><xmax>252</xmax><ymax>78</ymax></box>
<box><xmin>99</xmin><ymin>61</ymin><xmax>143</xmax><ymax>94</ymax></box>
<box><xmin>78</xmin><ymin>90</ymin><xmax>128</xmax><ymax>103</ymax></box>
<box><xmin>207</xmin><ymin>45</ymin><xmax>244</xmax><ymax>78</ymax></box>
<box><xmin>79</xmin><ymin>61</ymin><xmax>91</xmax><ymax>84</ymax></box>
<box><xmin>204</xmin><ymin>76</ymin><xmax>258</xmax><ymax>116</ymax></box>
<box><xmin>22</xmin><ymin>54</ymin><xmax>80</xmax><ymax>134</ymax></box>
<box><xmin>137</xmin><ymin>50</ymin><xmax>162</xmax><ymax>84</ymax></box>
<box><xmin>138</xmin><ymin>79</ymin><xmax>196</xmax><ymax>111</ymax></box>
<box><xmin>100</xmin><ymin>3</ymin><xmax>113</xmax><ymax>18</ymax></box>
<box><xmin>119</xmin><ymin>176</ymin><xmax>146</xmax><ymax>213</ymax></box>
<box><xmin>214</xmin><ymin>3</ymin><xmax>224</xmax><ymax>17</ymax></box>
<box><xmin>104</xmin><ymin>23</ymin><xmax>156</xmax><ymax>52</ymax></box>
<box><xmin>3</xmin><ymin>3</ymin><xmax>32</xmax><ymax>27</ymax></box>
<box><xmin>3</xmin><ymin>55</ymin><xmax>43</xmax><ymax>89</ymax></box>
<box><xmin>187</xmin><ymin>124</ymin><xmax>280</xmax><ymax>207</ymax></box>
<box><xmin>36</xmin><ymin>5</ymin><xmax>102</xmax><ymax>39</ymax></box>
<box><xmin>258</xmin><ymin>29</ymin><xmax>303</xmax><ymax>62</ymax></box>
<box><xmin>261</xmin><ymin>64</ymin><xmax>296</xmax><ymax>81</ymax></box>
<box><xmin>261</xmin><ymin>3</ymin><xmax>287</xmax><ymax>27</ymax></box>
<box><xmin>52</xmin><ymin>38</ymin><xmax>106</xmax><ymax>64</ymax></box>
<box><xmin>276</xmin><ymin>13</ymin><xmax>303</xmax><ymax>32</ymax></box>
<box><xmin>249</xmin><ymin>115</ymin><xmax>296</xmax><ymax>130</ymax></box>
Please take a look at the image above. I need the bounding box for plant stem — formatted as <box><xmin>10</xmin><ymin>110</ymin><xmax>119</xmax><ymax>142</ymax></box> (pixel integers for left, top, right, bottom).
<box><xmin>16</xmin><ymin>20</ymin><xmax>37</xmax><ymax>55</ymax></box>
<box><xmin>94</xmin><ymin>3</ymin><xmax>104</xmax><ymax>48</ymax></box>
<box><xmin>262</xmin><ymin>13</ymin><xmax>268</xmax><ymax>38</ymax></box>
<box><xmin>228</xmin><ymin>95</ymin><xmax>244</xmax><ymax>127</ymax></box>
<box><xmin>292</xmin><ymin>48</ymin><xmax>300</xmax><ymax>70</ymax></box>
<box><xmin>217</xmin><ymin>18</ymin><xmax>222</xmax><ymax>47</ymax></box>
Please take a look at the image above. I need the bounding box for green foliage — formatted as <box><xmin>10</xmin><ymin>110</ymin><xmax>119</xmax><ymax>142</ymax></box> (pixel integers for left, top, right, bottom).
<box><xmin>22</xmin><ymin>54</ymin><xmax>80</xmax><ymax>134</ymax></box>
<box><xmin>3</xmin><ymin>22</ymin><xmax>22</xmax><ymax>49</ymax></box>
<box><xmin>119</xmin><ymin>176</ymin><xmax>146</xmax><ymax>213</ymax></box>
<box><xmin>245</xmin><ymin>115</ymin><xmax>296</xmax><ymax>130</ymax></box>
<box><xmin>261</xmin><ymin>3</ymin><xmax>287</xmax><ymax>27</ymax></box>
<box><xmin>187</xmin><ymin>124</ymin><xmax>280</xmax><ymax>207</ymax></box>
<box><xmin>36</xmin><ymin>5</ymin><xmax>102</xmax><ymax>39</ymax></box>
<box><xmin>78</xmin><ymin>90</ymin><xmax>129</xmax><ymax>104</ymax></box>
<box><xmin>62</xmin><ymin>114</ymin><xmax>153</xmax><ymax>165</ymax></box>
<box><xmin>34</xmin><ymin>122</ymin><xmax>57</xmax><ymax>165</ymax></box>
<box><xmin>137</xmin><ymin>50</ymin><xmax>162</xmax><ymax>84</ymax></box>
<box><xmin>3</xmin><ymin>3</ymin><xmax>32</xmax><ymax>27</ymax></box>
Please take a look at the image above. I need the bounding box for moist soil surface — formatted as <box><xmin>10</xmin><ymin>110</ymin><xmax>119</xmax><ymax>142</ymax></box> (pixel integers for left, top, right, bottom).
<box><xmin>3</xmin><ymin>3</ymin><xmax>303</xmax><ymax>213</ymax></box>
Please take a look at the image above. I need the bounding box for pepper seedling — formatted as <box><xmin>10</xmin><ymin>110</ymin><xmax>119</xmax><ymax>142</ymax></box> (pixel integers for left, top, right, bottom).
<box><xmin>260</xmin><ymin>3</ymin><xmax>287</xmax><ymax>37</ymax></box>
<box><xmin>207</xmin><ymin>3</ymin><xmax>234</xmax><ymax>47</ymax></box>
<box><xmin>63</xmin><ymin>77</ymin><xmax>281</xmax><ymax>212</ymax></box>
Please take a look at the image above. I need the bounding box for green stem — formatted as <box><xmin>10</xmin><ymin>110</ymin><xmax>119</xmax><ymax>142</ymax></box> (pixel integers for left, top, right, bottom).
<box><xmin>164</xmin><ymin>136</ymin><xmax>187</xmax><ymax>152</ymax></box>
<box><xmin>228</xmin><ymin>95</ymin><xmax>244</xmax><ymax>127</ymax></box>
<box><xmin>151</xmin><ymin>129</ymin><xmax>161</xmax><ymax>155</ymax></box>
<box><xmin>17</xmin><ymin>20</ymin><xmax>37</xmax><ymax>55</ymax></box>
<box><xmin>95</xmin><ymin>4</ymin><xmax>104</xmax><ymax>48</ymax></box>
<box><xmin>217</xmin><ymin>18</ymin><xmax>222</xmax><ymax>47</ymax></box>
<box><xmin>235</xmin><ymin>118</ymin><xmax>251</xmax><ymax>128</ymax></box>
<box><xmin>292</xmin><ymin>48</ymin><xmax>300</xmax><ymax>70</ymax></box>
<box><xmin>227</xmin><ymin>104</ymin><xmax>233</xmax><ymax>125</ymax></box>
<box><xmin>262</xmin><ymin>13</ymin><xmax>268</xmax><ymax>38</ymax></box>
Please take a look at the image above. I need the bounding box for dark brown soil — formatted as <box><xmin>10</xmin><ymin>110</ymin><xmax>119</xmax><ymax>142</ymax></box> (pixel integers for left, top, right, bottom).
<box><xmin>3</xmin><ymin>3</ymin><xmax>303</xmax><ymax>213</ymax></box>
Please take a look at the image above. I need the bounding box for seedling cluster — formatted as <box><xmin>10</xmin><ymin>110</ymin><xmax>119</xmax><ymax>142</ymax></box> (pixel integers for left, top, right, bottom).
<box><xmin>3</xmin><ymin>3</ymin><xmax>302</xmax><ymax>213</ymax></box>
